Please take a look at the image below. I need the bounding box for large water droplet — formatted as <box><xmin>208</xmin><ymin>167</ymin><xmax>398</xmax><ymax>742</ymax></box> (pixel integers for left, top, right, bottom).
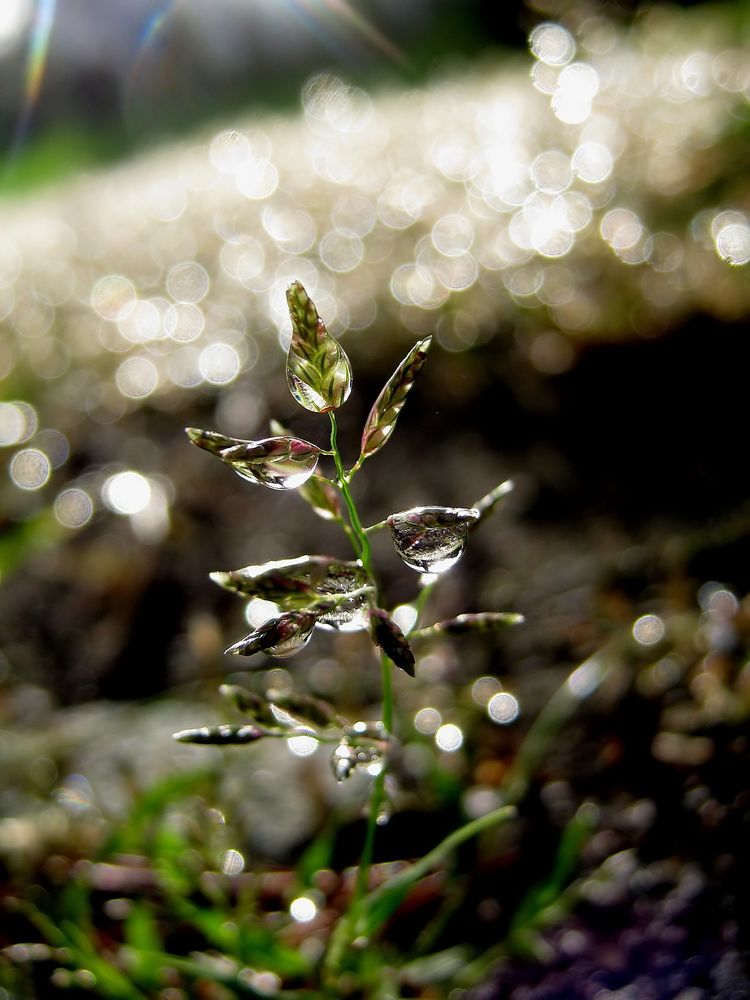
<box><xmin>315</xmin><ymin>562</ymin><xmax>370</xmax><ymax>631</ymax></box>
<box><xmin>387</xmin><ymin>506</ymin><xmax>479</xmax><ymax>574</ymax></box>
<box><xmin>225</xmin><ymin>610</ymin><xmax>317</xmax><ymax>659</ymax></box>
<box><xmin>187</xmin><ymin>428</ymin><xmax>321</xmax><ymax>491</ymax></box>
<box><xmin>267</xmin><ymin>626</ymin><xmax>315</xmax><ymax>658</ymax></box>
<box><xmin>221</xmin><ymin>438</ymin><xmax>320</xmax><ymax>490</ymax></box>
<box><xmin>331</xmin><ymin>742</ymin><xmax>358</xmax><ymax>781</ymax></box>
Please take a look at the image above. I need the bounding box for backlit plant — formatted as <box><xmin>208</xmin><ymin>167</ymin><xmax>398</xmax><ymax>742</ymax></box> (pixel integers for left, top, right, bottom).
<box><xmin>176</xmin><ymin>280</ymin><xmax>523</xmax><ymax>986</ymax></box>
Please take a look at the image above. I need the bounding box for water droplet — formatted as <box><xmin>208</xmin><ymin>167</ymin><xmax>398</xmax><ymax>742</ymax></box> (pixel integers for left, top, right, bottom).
<box><xmin>388</xmin><ymin>506</ymin><xmax>479</xmax><ymax>573</ymax></box>
<box><xmin>270</xmin><ymin>625</ymin><xmax>315</xmax><ymax>659</ymax></box>
<box><xmin>332</xmin><ymin>742</ymin><xmax>358</xmax><ymax>781</ymax></box>
<box><xmin>287</xmin><ymin>734</ymin><xmax>318</xmax><ymax>757</ymax></box>
<box><xmin>189</xmin><ymin>431</ymin><xmax>321</xmax><ymax>491</ymax></box>
<box><xmin>314</xmin><ymin>563</ymin><xmax>370</xmax><ymax>631</ymax></box>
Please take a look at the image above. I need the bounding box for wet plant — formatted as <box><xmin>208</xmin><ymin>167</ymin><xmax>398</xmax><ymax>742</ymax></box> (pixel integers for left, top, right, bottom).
<box><xmin>176</xmin><ymin>281</ymin><xmax>526</xmax><ymax>984</ymax></box>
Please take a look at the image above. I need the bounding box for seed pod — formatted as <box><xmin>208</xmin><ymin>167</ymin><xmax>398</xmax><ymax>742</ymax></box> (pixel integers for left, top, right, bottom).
<box><xmin>412</xmin><ymin>611</ymin><xmax>525</xmax><ymax>640</ymax></box>
<box><xmin>370</xmin><ymin>607</ymin><xmax>416</xmax><ymax>677</ymax></box>
<box><xmin>172</xmin><ymin>724</ymin><xmax>264</xmax><ymax>745</ymax></box>
<box><xmin>359</xmin><ymin>337</ymin><xmax>431</xmax><ymax>462</ymax></box>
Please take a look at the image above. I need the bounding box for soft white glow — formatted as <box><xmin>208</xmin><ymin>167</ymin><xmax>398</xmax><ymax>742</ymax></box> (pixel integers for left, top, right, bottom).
<box><xmin>414</xmin><ymin>707</ymin><xmax>442</xmax><ymax>735</ymax></box>
<box><xmin>102</xmin><ymin>471</ymin><xmax>151</xmax><ymax>515</ymax></box>
<box><xmin>118</xmin><ymin>299</ymin><xmax>163</xmax><ymax>344</ymax></box>
<box><xmin>572</xmin><ymin>142</ymin><xmax>613</xmax><ymax>183</ymax></box>
<box><xmin>529</xmin><ymin>23</ymin><xmax>575</xmax><ymax>66</ymax></box>
<box><xmin>488</xmin><ymin>692</ymin><xmax>520</xmax><ymax>725</ymax></box>
<box><xmin>167</xmin><ymin>262</ymin><xmax>209</xmax><ymax>304</ymax></box>
<box><xmin>432</xmin><ymin>214</ymin><xmax>474</xmax><ymax>256</ymax></box>
<box><xmin>601</xmin><ymin>208</ymin><xmax>643</xmax><ymax>251</ymax></box>
<box><xmin>552</xmin><ymin>64</ymin><xmax>599</xmax><ymax>124</ymax></box>
<box><xmin>164</xmin><ymin>303</ymin><xmax>205</xmax><ymax>342</ymax></box>
<box><xmin>209</xmin><ymin>129</ymin><xmax>253</xmax><ymax>174</ymax></box>
<box><xmin>289</xmin><ymin>896</ymin><xmax>317</xmax><ymax>922</ymax></box>
<box><xmin>435</xmin><ymin>723</ymin><xmax>463</xmax><ymax>752</ymax></box>
<box><xmin>715</xmin><ymin>222</ymin><xmax>750</xmax><ymax>265</ymax></box>
<box><xmin>567</xmin><ymin>658</ymin><xmax>603</xmax><ymax>697</ymax></box>
<box><xmin>471</xmin><ymin>676</ymin><xmax>502</xmax><ymax>705</ymax></box>
<box><xmin>392</xmin><ymin>604</ymin><xmax>418</xmax><ymax>633</ymax></box>
<box><xmin>116</xmin><ymin>356</ymin><xmax>158</xmax><ymax>398</ymax></box>
<box><xmin>0</xmin><ymin>0</ymin><xmax>31</xmax><ymax>51</ymax></box>
<box><xmin>9</xmin><ymin>449</ymin><xmax>50</xmax><ymax>490</ymax></box>
<box><xmin>319</xmin><ymin>230</ymin><xmax>364</xmax><ymax>272</ymax></box>
<box><xmin>245</xmin><ymin>598</ymin><xmax>280</xmax><ymax>627</ymax></box>
<box><xmin>632</xmin><ymin>614</ymin><xmax>665</xmax><ymax>646</ymax></box>
<box><xmin>221</xmin><ymin>849</ymin><xmax>245</xmax><ymax>875</ymax></box>
<box><xmin>54</xmin><ymin>488</ymin><xmax>94</xmax><ymax>528</ymax></box>
<box><xmin>91</xmin><ymin>274</ymin><xmax>136</xmax><ymax>321</ymax></box>
<box><xmin>530</xmin><ymin>150</ymin><xmax>572</xmax><ymax>193</ymax></box>
<box><xmin>287</xmin><ymin>735</ymin><xmax>318</xmax><ymax>758</ymax></box>
<box><xmin>0</xmin><ymin>401</ymin><xmax>36</xmax><ymax>445</ymax></box>
<box><xmin>199</xmin><ymin>343</ymin><xmax>240</xmax><ymax>384</ymax></box>
<box><xmin>235</xmin><ymin>158</ymin><xmax>279</xmax><ymax>200</ymax></box>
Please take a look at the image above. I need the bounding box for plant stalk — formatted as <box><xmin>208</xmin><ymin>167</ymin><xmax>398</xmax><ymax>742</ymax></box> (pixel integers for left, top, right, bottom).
<box><xmin>328</xmin><ymin>412</ymin><xmax>376</xmax><ymax>581</ymax></box>
<box><xmin>325</xmin><ymin>413</ymin><xmax>398</xmax><ymax>983</ymax></box>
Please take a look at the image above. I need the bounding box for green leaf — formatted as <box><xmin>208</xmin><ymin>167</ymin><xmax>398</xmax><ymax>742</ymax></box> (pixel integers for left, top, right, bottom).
<box><xmin>297</xmin><ymin>824</ymin><xmax>336</xmax><ymax>886</ymax></box>
<box><xmin>285</xmin><ymin>281</ymin><xmax>352</xmax><ymax>412</ymax></box>
<box><xmin>123</xmin><ymin>902</ymin><xmax>163</xmax><ymax>989</ymax></box>
<box><xmin>186</xmin><ymin>428</ymin><xmax>321</xmax><ymax>490</ymax></box>
<box><xmin>370</xmin><ymin>608</ymin><xmax>416</xmax><ymax>676</ymax></box>
<box><xmin>359</xmin><ymin>336</ymin><xmax>431</xmax><ymax>463</ymax></box>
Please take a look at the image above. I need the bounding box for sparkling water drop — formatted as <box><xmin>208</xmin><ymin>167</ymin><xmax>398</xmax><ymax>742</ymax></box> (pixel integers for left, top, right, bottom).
<box><xmin>267</xmin><ymin>625</ymin><xmax>315</xmax><ymax>658</ymax></box>
<box><xmin>387</xmin><ymin>506</ymin><xmax>479</xmax><ymax>574</ymax></box>
<box><xmin>315</xmin><ymin>562</ymin><xmax>370</xmax><ymax>631</ymax></box>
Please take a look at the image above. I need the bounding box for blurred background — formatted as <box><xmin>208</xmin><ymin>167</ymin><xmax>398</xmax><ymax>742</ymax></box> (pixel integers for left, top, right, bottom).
<box><xmin>1</xmin><ymin>0</ymin><xmax>749</xmax><ymax>996</ymax></box>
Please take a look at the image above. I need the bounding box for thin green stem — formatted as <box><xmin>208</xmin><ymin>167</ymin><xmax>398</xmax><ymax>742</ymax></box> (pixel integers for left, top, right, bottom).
<box><xmin>324</xmin><ymin>414</ymin><xmax>398</xmax><ymax>986</ymax></box>
<box><xmin>328</xmin><ymin>412</ymin><xmax>375</xmax><ymax>581</ymax></box>
<box><xmin>363</xmin><ymin>518</ymin><xmax>388</xmax><ymax>534</ymax></box>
